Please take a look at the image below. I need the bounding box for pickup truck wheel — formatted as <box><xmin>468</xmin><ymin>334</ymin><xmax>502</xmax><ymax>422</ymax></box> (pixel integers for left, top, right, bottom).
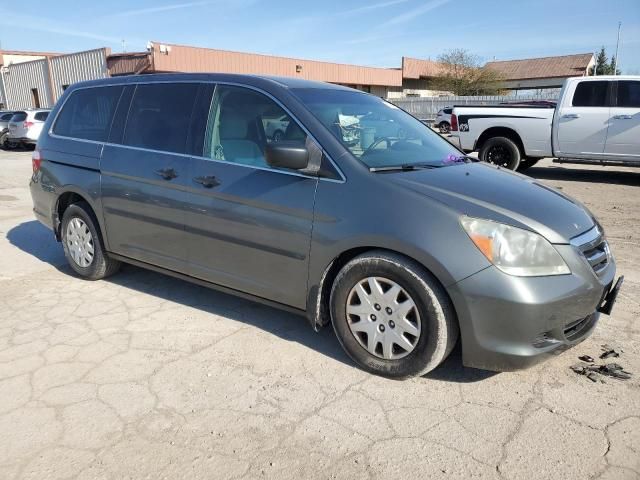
<box><xmin>517</xmin><ymin>158</ymin><xmax>540</xmax><ymax>172</ymax></box>
<box><xmin>480</xmin><ymin>137</ymin><xmax>521</xmax><ymax>170</ymax></box>
<box><xmin>330</xmin><ymin>251</ymin><xmax>458</xmax><ymax>379</ymax></box>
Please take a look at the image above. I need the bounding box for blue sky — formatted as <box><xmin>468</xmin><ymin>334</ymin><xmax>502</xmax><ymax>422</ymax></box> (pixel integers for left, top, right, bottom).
<box><xmin>1</xmin><ymin>0</ymin><xmax>639</xmax><ymax>73</ymax></box>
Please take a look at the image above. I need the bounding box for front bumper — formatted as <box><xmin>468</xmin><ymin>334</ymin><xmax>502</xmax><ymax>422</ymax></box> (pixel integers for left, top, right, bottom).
<box><xmin>447</xmin><ymin>245</ymin><xmax>617</xmax><ymax>371</ymax></box>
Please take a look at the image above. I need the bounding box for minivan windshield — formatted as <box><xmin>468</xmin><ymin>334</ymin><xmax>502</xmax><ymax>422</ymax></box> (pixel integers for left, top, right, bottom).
<box><xmin>292</xmin><ymin>88</ymin><xmax>467</xmax><ymax>170</ymax></box>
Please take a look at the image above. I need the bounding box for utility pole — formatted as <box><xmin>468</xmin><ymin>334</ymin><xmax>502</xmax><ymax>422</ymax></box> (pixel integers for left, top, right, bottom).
<box><xmin>613</xmin><ymin>21</ymin><xmax>621</xmax><ymax>75</ymax></box>
<box><xmin>121</xmin><ymin>39</ymin><xmax>126</xmax><ymax>53</ymax></box>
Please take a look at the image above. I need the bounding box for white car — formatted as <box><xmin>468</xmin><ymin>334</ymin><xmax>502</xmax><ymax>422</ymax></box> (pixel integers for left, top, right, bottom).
<box><xmin>262</xmin><ymin>114</ymin><xmax>290</xmax><ymax>142</ymax></box>
<box><xmin>7</xmin><ymin>109</ymin><xmax>51</xmax><ymax>148</ymax></box>
<box><xmin>434</xmin><ymin>107</ymin><xmax>452</xmax><ymax>133</ymax></box>
<box><xmin>450</xmin><ymin>76</ymin><xmax>640</xmax><ymax>170</ymax></box>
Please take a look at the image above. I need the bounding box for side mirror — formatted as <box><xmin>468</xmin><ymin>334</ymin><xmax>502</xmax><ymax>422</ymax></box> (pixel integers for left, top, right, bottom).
<box><xmin>265</xmin><ymin>142</ymin><xmax>309</xmax><ymax>170</ymax></box>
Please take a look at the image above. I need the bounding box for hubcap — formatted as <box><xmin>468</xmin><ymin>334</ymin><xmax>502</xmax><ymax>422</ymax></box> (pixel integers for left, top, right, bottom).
<box><xmin>66</xmin><ymin>218</ymin><xmax>95</xmax><ymax>268</ymax></box>
<box><xmin>346</xmin><ymin>277</ymin><xmax>421</xmax><ymax>360</ymax></box>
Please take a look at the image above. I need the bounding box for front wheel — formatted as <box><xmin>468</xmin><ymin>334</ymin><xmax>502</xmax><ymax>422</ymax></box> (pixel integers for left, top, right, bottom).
<box><xmin>330</xmin><ymin>251</ymin><xmax>458</xmax><ymax>378</ymax></box>
<box><xmin>61</xmin><ymin>202</ymin><xmax>121</xmax><ymax>280</ymax></box>
<box><xmin>479</xmin><ymin>136</ymin><xmax>521</xmax><ymax>170</ymax></box>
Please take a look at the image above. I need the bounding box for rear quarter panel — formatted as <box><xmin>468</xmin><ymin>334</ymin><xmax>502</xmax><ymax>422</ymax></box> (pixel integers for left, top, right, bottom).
<box><xmin>454</xmin><ymin>107</ymin><xmax>554</xmax><ymax>157</ymax></box>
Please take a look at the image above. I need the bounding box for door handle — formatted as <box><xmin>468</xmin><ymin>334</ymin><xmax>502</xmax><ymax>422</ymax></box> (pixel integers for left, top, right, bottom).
<box><xmin>155</xmin><ymin>168</ymin><xmax>178</xmax><ymax>180</ymax></box>
<box><xmin>193</xmin><ymin>175</ymin><xmax>220</xmax><ymax>188</ymax></box>
<box><xmin>613</xmin><ymin>114</ymin><xmax>633</xmax><ymax>120</ymax></box>
<box><xmin>562</xmin><ymin>113</ymin><xmax>580</xmax><ymax>119</ymax></box>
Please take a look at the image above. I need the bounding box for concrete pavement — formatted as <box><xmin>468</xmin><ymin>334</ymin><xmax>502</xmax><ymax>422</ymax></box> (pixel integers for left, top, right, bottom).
<box><xmin>0</xmin><ymin>149</ymin><xmax>638</xmax><ymax>479</ymax></box>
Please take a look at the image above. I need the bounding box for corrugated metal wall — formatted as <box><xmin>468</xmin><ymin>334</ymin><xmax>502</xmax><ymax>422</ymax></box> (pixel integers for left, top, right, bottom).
<box><xmin>50</xmin><ymin>48</ymin><xmax>109</xmax><ymax>103</ymax></box>
<box><xmin>2</xmin><ymin>48</ymin><xmax>109</xmax><ymax>109</ymax></box>
<box><xmin>3</xmin><ymin>59</ymin><xmax>53</xmax><ymax>109</ymax></box>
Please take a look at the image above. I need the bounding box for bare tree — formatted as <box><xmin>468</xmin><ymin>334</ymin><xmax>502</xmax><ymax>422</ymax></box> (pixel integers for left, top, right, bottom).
<box><xmin>430</xmin><ymin>49</ymin><xmax>504</xmax><ymax>95</ymax></box>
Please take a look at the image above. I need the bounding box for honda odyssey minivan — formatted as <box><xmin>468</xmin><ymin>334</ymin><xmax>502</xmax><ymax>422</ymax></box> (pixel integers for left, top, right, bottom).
<box><xmin>29</xmin><ymin>74</ymin><xmax>622</xmax><ymax>378</ymax></box>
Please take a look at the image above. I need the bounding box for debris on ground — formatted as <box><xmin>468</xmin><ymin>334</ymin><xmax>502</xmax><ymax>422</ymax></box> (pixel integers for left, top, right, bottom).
<box><xmin>570</xmin><ymin>362</ymin><xmax>632</xmax><ymax>382</ymax></box>
<box><xmin>600</xmin><ymin>344</ymin><xmax>621</xmax><ymax>359</ymax></box>
<box><xmin>578</xmin><ymin>355</ymin><xmax>595</xmax><ymax>363</ymax></box>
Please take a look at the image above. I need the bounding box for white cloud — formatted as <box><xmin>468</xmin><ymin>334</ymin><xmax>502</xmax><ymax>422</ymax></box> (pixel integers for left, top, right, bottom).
<box><xmin>110</xmin><ymin>1</ymin><xmax>213</xmax><ymax>18</ymax></box>
<box><xmin>383</xmin><ymin>0</ymin><xmax>452</xmax><ymax>26</ymax></box>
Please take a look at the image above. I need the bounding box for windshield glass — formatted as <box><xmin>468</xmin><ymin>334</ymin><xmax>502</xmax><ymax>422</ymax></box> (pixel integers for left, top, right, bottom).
<box><xmin>292</xmin><ymin>88</ymin><xmax>466</xmax><ymax>169</ymax></box>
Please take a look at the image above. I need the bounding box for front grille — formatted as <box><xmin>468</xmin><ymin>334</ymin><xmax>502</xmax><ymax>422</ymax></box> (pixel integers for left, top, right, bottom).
<box><xmin>571</xmin><ymin>227</ymin><xmax>610</xmax><ymax>276</ymax></box>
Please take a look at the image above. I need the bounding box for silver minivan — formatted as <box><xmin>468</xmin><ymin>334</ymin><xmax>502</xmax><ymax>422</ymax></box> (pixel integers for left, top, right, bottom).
<box><xmin>29</xmin><ymin>74</ymin><xmax>622</xmax><ymax>378</ymax></box>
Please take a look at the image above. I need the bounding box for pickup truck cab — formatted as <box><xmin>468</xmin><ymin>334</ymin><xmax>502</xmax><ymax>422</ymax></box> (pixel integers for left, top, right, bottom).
<box><xmin>450</xmin><ymin>76</ymin><xmax>640</xmax><ymax>170</ymax></box>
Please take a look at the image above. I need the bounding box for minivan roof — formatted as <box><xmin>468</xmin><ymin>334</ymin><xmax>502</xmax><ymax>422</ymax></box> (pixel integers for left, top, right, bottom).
<box><xmin>67</xmin><ymin>73</ymin><xmax>361</xmax><ymax>93</ymax></box>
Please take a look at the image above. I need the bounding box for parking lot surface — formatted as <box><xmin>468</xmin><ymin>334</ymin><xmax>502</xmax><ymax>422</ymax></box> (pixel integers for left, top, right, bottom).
<box><xmin>0</xmin><ymin>148</ymin><xmax>639</xmax><ymax>480</ymax></box>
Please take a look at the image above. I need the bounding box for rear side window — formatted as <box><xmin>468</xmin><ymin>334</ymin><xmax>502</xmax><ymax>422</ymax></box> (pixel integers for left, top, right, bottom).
<box><xmin>572</xmin><ymin>81</ymin><xmax>608</xmax><ymax>107</ymax></box>
<box><xmin>11</xmin><ymin>112</ymin><xmax>27</xmax><ymax>122</ymax></box>
<box><xmin>34</xmin><ymin>111</ymin><xmax>49</xmax><ymax>121</ymax></box>
<box><xmin>53</xmin><ymin>86</ymin><xmax>122</xmax><ymax>141</ymax></box>
<box><xmin>616</xmin><ymin>81</ymin><xmax>640</xmax><ymax>108</ymax></box>
<box><xmin>0</xmin><ymin>113</ymin><xmax>13</xmax><ymax>121</ymax></box>
<box><xmin>123</xmin><ymin>83</ymin><xmax>199</xmax><ymax>154</ymax></box>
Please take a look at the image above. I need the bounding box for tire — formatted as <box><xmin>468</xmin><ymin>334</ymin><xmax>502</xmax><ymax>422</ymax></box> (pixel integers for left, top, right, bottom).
<box><xmin>330</xmin><ymin>250</ymin><xmax>458</xmax><ymax>379</ymax></box>
<box><xmin>517</xmin><ymin>158</ymin><xmax>540</xmax><ymax>172</ymax></box>
<box><xmin>438</xmin><ymin>122</ymin><xmax>451</xmax><ymax>134</ymax></box>
<box><xmin>479</xmin><ymin>136</ymin><xmax>521</xmax><ymax>170</ymax></box>
<box><xmin>61</xmin><ymin>202</ymin><xmax>121</xmax><ymax>280</ymax></box>
<box><xmin>0</xmin><ymin>132</ymin><xmax>8</xmax><ymax>150</ymax></box>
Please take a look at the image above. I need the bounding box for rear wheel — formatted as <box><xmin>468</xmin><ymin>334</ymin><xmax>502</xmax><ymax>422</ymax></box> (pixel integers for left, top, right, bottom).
<box><xmin>479</xmin><ymin>136</ymin><xmax>521</xmax><ymax>170</ymax></box>
<box><xmin>330</xmin><ymin>251</ymin><xmax>458</xmax><ymax>378</ymax></box>
<box><xmin>438</xmin><ymin>122</ymin><xmax>451</xmax><ymax>134</ymax></box>
<box><xmin>61</xmin><ymin>202</ymin><xmax>121</xmax><ymax>280</ymax></box>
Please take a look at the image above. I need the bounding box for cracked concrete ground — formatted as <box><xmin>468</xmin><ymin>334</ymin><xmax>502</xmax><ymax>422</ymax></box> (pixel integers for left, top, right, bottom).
<box><xmin>0</xmin><ymin>148</ymin><xmax>638</xmax><ymax>479</ymax></box>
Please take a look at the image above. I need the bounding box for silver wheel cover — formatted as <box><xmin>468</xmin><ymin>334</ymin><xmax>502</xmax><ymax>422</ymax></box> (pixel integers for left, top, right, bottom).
<box><xmin>66</xmin><ymin>217</ymin><xmax>95</xmax><ymax>268</ymax></box>
<box><xmin>346</xmin><ymin>277</ymin><xmax>421</xmax><ymax>360</ymax></box>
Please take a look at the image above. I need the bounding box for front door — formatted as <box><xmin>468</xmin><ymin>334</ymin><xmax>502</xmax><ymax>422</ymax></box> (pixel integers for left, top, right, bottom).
<box><xmin>184</xmin><ymin>84</ymin><xmax>318</xmax><ymax>308</ymax></box>
<box><xmin>555</xmin><ymin>80</ymin><xmax>611</xmax><ymax>158</ymax></box>
<box><xmin>100</xmin><ymin>82</ymin><xmax>200</xmax><ymax>273</ymax></box>
<box><xmin>604</xmin><ymin>80</ymin><xmax>640</xmax><ymax>160</ymax></box>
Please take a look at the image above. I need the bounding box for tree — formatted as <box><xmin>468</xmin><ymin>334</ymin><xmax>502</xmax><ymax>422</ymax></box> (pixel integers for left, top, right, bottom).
<box><xmin>429</xmin><ymin>49</ymin><xmax>504</xmax><ymax>96</ymax></box>
<box><xmin>590</xmin><ymin>46</ymin><xmax>621</xmax><ymax>75</ymax></box>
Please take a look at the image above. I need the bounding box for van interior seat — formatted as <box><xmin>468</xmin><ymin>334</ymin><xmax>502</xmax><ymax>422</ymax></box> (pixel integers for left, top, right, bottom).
<box><xmin>219</xmin><ymin>110</ymin><xmax>265</xmax><ymax>167</ymax></box>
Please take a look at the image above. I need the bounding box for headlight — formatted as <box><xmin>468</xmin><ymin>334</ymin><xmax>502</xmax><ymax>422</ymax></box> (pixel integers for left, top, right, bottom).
<box><xmin>460</xmin><ymin>217</ymin><xmax>570</xmax><ymax>276</ymax></box>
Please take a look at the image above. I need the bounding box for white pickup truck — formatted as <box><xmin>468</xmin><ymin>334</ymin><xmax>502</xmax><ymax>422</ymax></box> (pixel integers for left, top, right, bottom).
<box><xmin>449</xmin><ymin>75</ymin><xmax>640</xmax><ymax>170</ymax></box>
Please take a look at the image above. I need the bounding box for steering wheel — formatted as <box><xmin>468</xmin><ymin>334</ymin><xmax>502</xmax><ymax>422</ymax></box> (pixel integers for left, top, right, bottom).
<box><xmin>362</xmin><ymin>136</ymin><xmax>415</xmax><ymax>157</ymax></box>
<box><xmin>362</xmin><ymin>136</ymin><xmax>394</xmax><ymax>156</ymax></box>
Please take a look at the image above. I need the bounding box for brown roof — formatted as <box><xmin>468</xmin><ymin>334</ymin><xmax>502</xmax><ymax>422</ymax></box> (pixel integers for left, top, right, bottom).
<box><xmin>485</xmin><ymin>53</ymin><xmax>594</xmax><ymax>80</ymax></box>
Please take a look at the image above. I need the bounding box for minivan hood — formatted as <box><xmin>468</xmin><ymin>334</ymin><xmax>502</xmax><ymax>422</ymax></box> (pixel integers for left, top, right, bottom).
<box><xmin>389</xmin><ymin>162</ymin><xmax>594</xmax><ymax>243</ymax></box>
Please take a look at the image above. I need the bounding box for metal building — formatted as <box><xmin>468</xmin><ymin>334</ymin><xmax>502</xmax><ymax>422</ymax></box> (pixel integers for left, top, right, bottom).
<box><xmin>0</xmin><ymin>48</ymin><xmax>110</xmax><ymax>110</ymax></box>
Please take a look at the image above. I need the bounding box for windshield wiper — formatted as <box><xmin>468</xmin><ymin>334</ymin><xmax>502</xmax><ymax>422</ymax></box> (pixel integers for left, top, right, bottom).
<box><xmin>369</xmin><ymin>163</ymin><xmax>439</xmax><ymax>173</ymax></box>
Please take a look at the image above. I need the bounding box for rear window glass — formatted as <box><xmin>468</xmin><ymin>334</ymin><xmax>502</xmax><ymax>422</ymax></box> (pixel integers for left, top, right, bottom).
<box><xmin>53</xmin><ymin>86</ymin><xmax>122</xmax><ymax>141</ymax></box>
<box><xmin>443</xmin><ymin>108</ymin><xmax>452</xmax><ymax>114</ymax></box>
<box><xmin>572</xmin><ymin>81</ymin><xmax>608</xmax><ymax>107</ymax></box>
<box><xmin>616</xmin><ymin>81</ymin><xmax>640</xmax><ymax>108</ymax></box>
<box><xmin>11</xmin><ymin>112</ymin><xmax>27</xmax><ymax>122</ymax></box>
<box><xmin>123</xmin><ymin>83</ymin><xmax>199</xmax><ymax>154</ymax></box>
<box><xmin>34</xmin><ymin>111</ymin><xmax>49</xmax><ymax>121</ymax></box>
